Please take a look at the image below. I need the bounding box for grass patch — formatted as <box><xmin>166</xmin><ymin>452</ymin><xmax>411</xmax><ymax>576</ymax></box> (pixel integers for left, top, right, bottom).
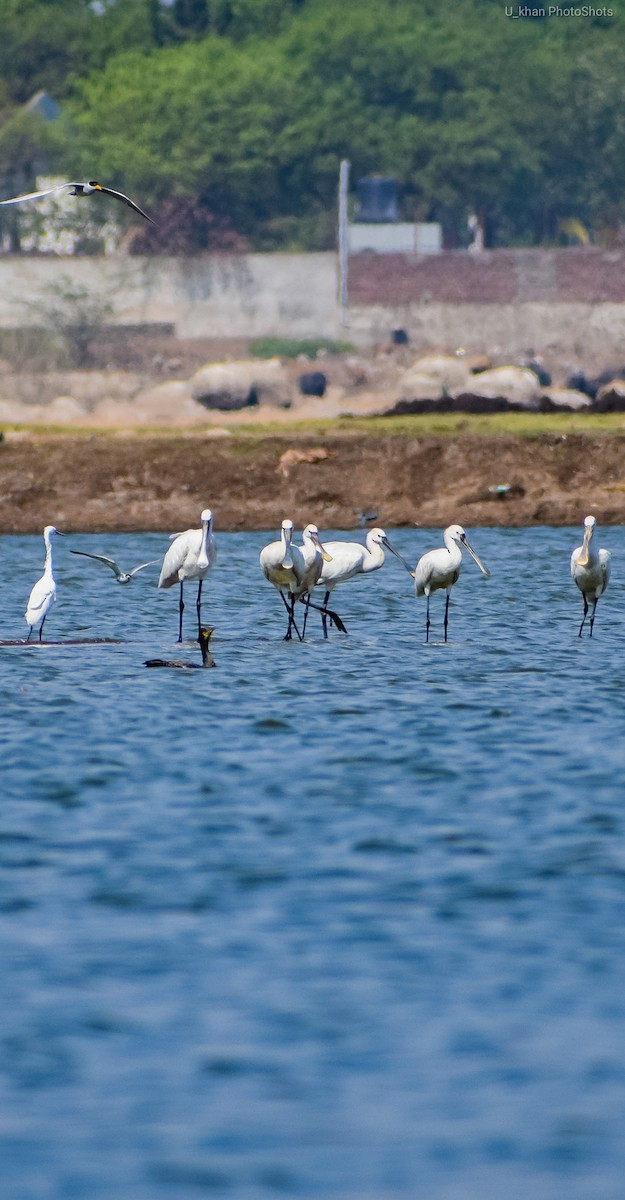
<box><xmin>249</xmin><ymin>337</ymin><xmax>355</xmax><ymax>359</ymax></box>
<box><xmin>5</xmin><ymin>411</ymin><xmax>625</xmax><ymax>440</ymax></box>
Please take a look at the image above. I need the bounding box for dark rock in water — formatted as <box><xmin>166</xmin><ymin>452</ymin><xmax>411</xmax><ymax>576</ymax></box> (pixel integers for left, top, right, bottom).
<box><xmin>298</xmin><ymin>371</ymin><xmax>327</xmax><ymax>397</ymax></box>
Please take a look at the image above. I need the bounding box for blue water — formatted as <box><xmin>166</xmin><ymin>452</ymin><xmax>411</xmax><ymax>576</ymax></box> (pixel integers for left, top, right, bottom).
<box><xmin>2</xmin><ymin>525</ymin><xmax>625</xmax><ymax>1200</ymax></box>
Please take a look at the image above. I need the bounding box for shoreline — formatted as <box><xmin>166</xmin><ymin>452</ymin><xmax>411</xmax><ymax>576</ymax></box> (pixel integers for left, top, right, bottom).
<box><xmin>2</xmin><ymin>423</ymin><xmax>625</xmax><ymax>533</ymax></box>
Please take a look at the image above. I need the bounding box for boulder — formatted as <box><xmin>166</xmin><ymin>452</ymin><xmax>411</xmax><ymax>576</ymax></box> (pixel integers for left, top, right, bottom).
<box><xmin>593</xmin><ymin>379</ymin><xmax>625</xmax><ymax>412</ymax></box>
<box><xmin>398</xmin><ymin>354</ymin><xmax>471</xmax><ymax>400</ymax></box>
<box><xmin>190</xmin><ymin>358</ymin><xmax>291</xmax><ymax>410</ymax></box>
<box><xmin>455</xmin><ymin>366</ymin><xmax>541</xmax><ymax>410</ymax></box>
<box><xmin>538</xmin><ymin>388</ymin><xmax>593</xmax><ymax>413</ymax></box>
<box><xmin>299</xmin><ymin>371</ymin><xmax>327</xmax><ymax>397</ymax></box>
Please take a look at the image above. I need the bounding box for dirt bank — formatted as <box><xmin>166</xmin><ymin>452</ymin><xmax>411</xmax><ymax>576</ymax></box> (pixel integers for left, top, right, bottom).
<box><xmin>2</xmin><ymin>428</ymin><xmax>625</xmax><ymax>534</ymax></box>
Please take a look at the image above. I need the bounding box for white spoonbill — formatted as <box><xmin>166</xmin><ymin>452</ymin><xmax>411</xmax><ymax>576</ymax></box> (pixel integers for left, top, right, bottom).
<box><xmin>571</xmin><ymin>515</ymin><xmax>611</xmax><ymax>638</ymax></box>
<box><xmin>260</xmin><ymin>519</ymin><xmax>306</xmax><ymax>640</ymax></box>
<box><xmin>315</xmin><ymin>527</ymin><xmax>400</xmax><ymax>637</ymax></box>
<box><xmin>25</xmin><ymin>525</ymin><xmax>64</xmax><ymax>641</ymax></box>
<box><xmin>70</xmin><ymin>549</ymin><xmax>158</xmax><ymax>583</ymax></box>
<box><xmin>293</xmin><ymin>524</ymin><xmax>346</xmax><ymax>636</ymax></box>
<box><xmin>413</xmin><ymin>524</ymin><xmax>490</xmax><ymax>643</ymax></box>
<box><xmin>158</xmin><ymin>509</ymin><xmax>216</xmax><ymax>642</ymax></box>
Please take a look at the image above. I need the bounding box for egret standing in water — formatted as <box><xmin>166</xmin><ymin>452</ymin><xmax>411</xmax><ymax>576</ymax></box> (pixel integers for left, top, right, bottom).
<box><xmin>571</xmin><ymin>515</ymin><xmax>611</xmax><ymax>637</ymax></box>
<box><xmin>315</xmin><ymin>527</ymin><xmax>399</xmax><ymax>637</ymax></box>
<box><xmin>413</xmin><ymin>524</ymin><xmax>490</xmax><ymax>643</ymax></box>
<box><xmin>260</xmin><ymin>520</ymin><xmax>306</xmax><ymax>640</ymax></box>
<box><xmin>158</xmin><ymin>509</ymin><xmax>216</xmax><ymax>642</ymax></box>
<box><xmin>25</xmin><ymin>525</ymin><xmax>64</xmax><ymax>641</ymax></box>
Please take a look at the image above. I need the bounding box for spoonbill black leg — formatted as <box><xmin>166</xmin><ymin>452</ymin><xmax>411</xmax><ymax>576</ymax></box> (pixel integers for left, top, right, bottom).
<box><xmin>578</xmin><ymin>596</ymin><xmax>588</xmax><ymax>638</ymax></box>
<box><xmin>443</xmin><ymin>592</ymin><xmax>451</xmax><ymax>642</ymax></box>
<box><xmin>589</xmin><ymin>598</ymin><xmax>599</xmax><ymax>637</ymax></box>
<box><xmin>196</xmin><ymin>579</ymin><xmax>204</xmax><ymax>637</ymax></box>
<box><xmin>425</xmin><ymin>594</ymin><xmax>431</xmax><ymax>643</ymax></box>
<box><xmin>178</xmin><ymin>582</ymin><xmax>185</xmax><ymax>642</ymax></box>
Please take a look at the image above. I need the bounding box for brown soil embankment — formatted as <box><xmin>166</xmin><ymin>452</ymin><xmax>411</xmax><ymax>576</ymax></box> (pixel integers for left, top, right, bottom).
<box><xmin>1</xmin><ymin>429</ymin><xmax>625</xmax><ymax>533</ymax></box>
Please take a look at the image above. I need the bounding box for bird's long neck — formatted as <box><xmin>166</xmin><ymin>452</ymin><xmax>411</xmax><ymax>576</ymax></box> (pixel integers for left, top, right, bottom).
<box><xmin>43</xmin><ymin>533</ymin><xmax>54</xmax><ymax>573</ymax></box>
<box><xmin>363</xmin><ymin>536</ymin><xmax>384</xmax><ymax>572</ymax></box>
<box><xmin>444</xmin><ymin>532</ymin><xmax>462</xmax><ymax>566</ymax></box>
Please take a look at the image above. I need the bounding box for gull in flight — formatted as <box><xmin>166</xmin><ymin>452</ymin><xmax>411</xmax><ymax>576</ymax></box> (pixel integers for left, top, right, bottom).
<box><xmin>0</xmin><ymin>180</ymin><xmax>153</xmax><ymax>222</ymax></box>
<box><xmin>70</xmin><ymin>549</ymin><xmax>159</xmax><ymax>584</ymax></box>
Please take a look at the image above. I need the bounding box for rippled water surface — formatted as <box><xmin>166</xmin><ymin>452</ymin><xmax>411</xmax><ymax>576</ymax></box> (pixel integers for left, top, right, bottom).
<box><xmin>3</xmin><ymin>525</ymin><xmax>625</xmax><ymax>1199</ymax></box>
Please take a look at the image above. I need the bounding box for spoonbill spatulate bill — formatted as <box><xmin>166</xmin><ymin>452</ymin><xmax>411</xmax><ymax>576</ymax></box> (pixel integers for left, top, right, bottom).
<box><xmin>570</xmin><ymin>515</ymin><xmax>611</xmax><ymax>637</ymax></box>
<box><xmin>413</xmin><ymin>524</ymin><xmax>490</xmax><ymax>643</ymax></box>
<box><xmin>260</xmin><ymin>520</ymin><xmax>306</xmax><ymax>641</ymax></box>
<box><xmin>158</xmin><ymin>509</ymin><xmax>216</xmax><ymax>642</ymax></box>
<box><xmin>315</xmin><ymin>527</ymin><xmax>400</xmax><ymax>638</ymax></box>
<box><xmin>25</xmin><ymin>525</ymin><xmax>64</xmax><ymax>641</ymax></box>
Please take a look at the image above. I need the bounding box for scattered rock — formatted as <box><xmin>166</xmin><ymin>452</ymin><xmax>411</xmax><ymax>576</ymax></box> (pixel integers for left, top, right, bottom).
<box><xmin>539</xmin><ymin>388</ymin><xmax>593</xmax><ymax>412</ymax></box>
<box><xmin>593</xmin><ymin>379</ymin><xmax>625</xmax><ymax>412</ymax></box>
<box><xmin>190</xmin><ymin>358</ymin><xmax>291</xmax><ymax>410</ymax></box>
<box><xmin>457</xmin><ymin>365</ymin><xmax>541</xmax><ymax>409</ymax></box>
<box><xmin>298</xmin><ymin>371</ymin><xmax>327</xmax><ymax>397</ymax></box>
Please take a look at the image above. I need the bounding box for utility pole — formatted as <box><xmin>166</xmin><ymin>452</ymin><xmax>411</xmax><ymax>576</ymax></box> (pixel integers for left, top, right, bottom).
<box><xmin>338</xmin><ymin>159</ymin><xmax>350</xmax><ymax>327</ymax></box>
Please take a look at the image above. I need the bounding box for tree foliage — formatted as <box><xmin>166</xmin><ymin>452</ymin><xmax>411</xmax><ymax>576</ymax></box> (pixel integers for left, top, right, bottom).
<box><xmin>0</xmin><ymin>0</ymin><xmax>622</xmax><ymax>249</ymax></box>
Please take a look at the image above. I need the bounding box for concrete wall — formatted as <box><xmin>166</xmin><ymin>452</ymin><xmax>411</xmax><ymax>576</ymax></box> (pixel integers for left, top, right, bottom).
<box><xmin>0</xmin><ymin>252</ymin><xmax>344</xmax><ymax>340</ymax></box>
<box><xmin>2</xmin><ymin>248</ymin><xmax>625</xmax><ymax>362</ymax></box>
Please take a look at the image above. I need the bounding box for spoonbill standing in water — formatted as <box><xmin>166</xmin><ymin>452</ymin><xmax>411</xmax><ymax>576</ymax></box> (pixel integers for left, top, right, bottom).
<box><xmin>294</xmin><ymin>523</ymin><xmax>346</xmax><ymax>636</ymax></box>
<box><xmin>260</xmin><ymin>519</ymin><xmax>306</xmax><ymax>640</ymax></box>
<box><xmin>158</xmin><ymin>509</ymin><xmax>216</xmax><ymax>641</ymax></box>
<box><xmin>413</xmin><ymin>524</ymin><xmax>490</xmax><ymax>643</ymax></box>
<box><xmin>315</xmin><ymin>527</ymin><xmax>400</xmax><ymax>637</ymax></box>
<box><xmin>25</xmin><ymin>525</ymin><xmax>64</xmax><ymax>641</ymax></box>
<box><xmin>571</xmin><ymin>515</ymin><xmax>611</xmax><ymax>637</ymax></box>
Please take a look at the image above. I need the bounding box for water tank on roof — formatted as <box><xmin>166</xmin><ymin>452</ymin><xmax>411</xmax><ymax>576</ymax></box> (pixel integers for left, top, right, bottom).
<box><xmin>354</xmin><ymin>176</ymin><xmax>398</xmax><ymax>223</ymax></box>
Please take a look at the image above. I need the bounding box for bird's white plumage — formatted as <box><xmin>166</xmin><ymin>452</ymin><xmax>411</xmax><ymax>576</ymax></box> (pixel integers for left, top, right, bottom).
<box><xmin>0</xmin><ymin>180</ymin><xmax>152</xmax><ymax>221</ymax></box>
<box><xmin>317</xmin><ymin>527</ymin><xmax>389</xmax><ymax>592</ymax></box>
<box><xmin>570</xmin><ymin>515</ymin><xmax>611</xmax><ymax>636</ymax></box>
<box><xmin>158</xmin><ymin>509</ymin><xmax>216</xmax><ymax>641</ymax></box>
<box><xmin>158</xmin><ymin>509</ymin><xmax>216</xmax><ymax>589</ymax></box>
<box><xmin>71</xmin><ymin>549</ymin><xmax>158</xmax><ymax>583</ymax></box>
<box><xmin>25</xmin><ymin>525</ymin><xmax>61</xmax><ymax>638</ymax></box>
<box><xmin>412</xmin><ymin>524</ymin><xmax>489</xmax><ymax>642</ymax></box>
<box><xmin>293</xmin><ymin>524</ymin><xmax>330</xmax><ymax>599</ymax></box>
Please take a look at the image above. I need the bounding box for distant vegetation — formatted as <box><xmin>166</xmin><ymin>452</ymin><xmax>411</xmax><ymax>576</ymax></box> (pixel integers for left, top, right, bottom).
<box><xmin>250</xmin><ymin>337</ymin><xmax>355</xmax><ymax>359</ymax></box>
<box><xmin>0</xmin><ymin>0</ymin><xmax>622</xmax><ymax>251</ymax></box>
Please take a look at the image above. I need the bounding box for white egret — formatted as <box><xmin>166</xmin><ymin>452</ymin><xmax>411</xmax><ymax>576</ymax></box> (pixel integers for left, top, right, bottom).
<box><xmin>412</xmin><ymin>524</ymin><xmax>490</xmax><ymax>643</ymax></box>
<box><xmin>145</xmin><ymin>627</ymin><xmax>216</xmax><ymax>669</ymax></box>
<box><xmin>260</xmin><ymin>520</ymin><xmax>306</xmax><ymax>640</ymax></box>
<box><xmin>158</xmin><ymin>509</ymin><xmax>216</xmax><ymax>642</ymax></box>
<box><xmin>571</xmin><ymin>515</ymin><xmax>611</xmax><ymax>637</ymax></box>
<box><xmin>70</xmin><ymin>550</ymin><xmax>158</xmax><ymax>583</ymax></box>
<box><xmin>0</xmin><ymin>180</ymin><xmax>153</xmax><ymax>221</ymax></box>
<box><xmin>315</xmin><ymin>527</ymin><xmax>400</xmax><ymax>637</ymax></box>
<box><xmin>25</xmin><ymin>525</ymin><xmax>64</xmax><ymax>641</ymax></box>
